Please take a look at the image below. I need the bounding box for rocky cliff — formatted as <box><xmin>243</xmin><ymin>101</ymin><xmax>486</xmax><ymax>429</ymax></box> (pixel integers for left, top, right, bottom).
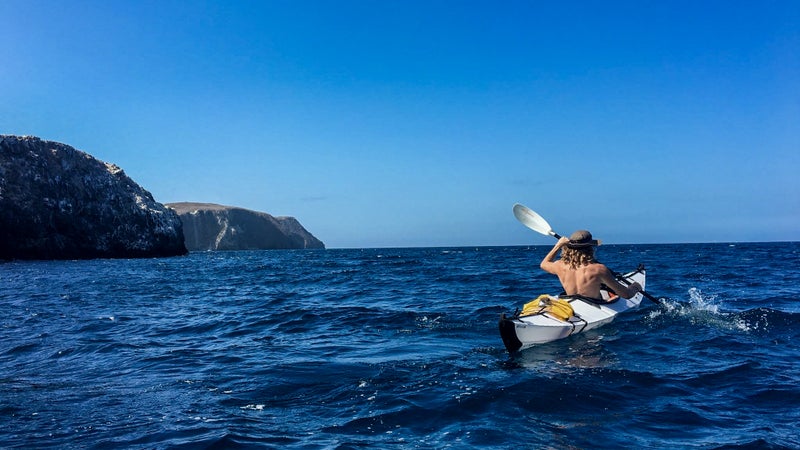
<box><xmin>0</xmin><ymin>135</ymin><xmax>187</xmax><ymax>260</ymax></box>
<box><xmin>166</xmin><ymin>202</ymin><xmax>325</xmax><ymax>251</ymax></box>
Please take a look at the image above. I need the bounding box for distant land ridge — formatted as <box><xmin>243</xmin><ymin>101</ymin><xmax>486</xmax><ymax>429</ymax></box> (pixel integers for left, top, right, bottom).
<box><xmin>0</xmin><ymin>135</ymin><xmax>187</xmax><ymax>260</ymax></box>
<box><xmin>166</xmin><ymin>202</ymin><xmax>324</xmax><ymax>251</ymax></box>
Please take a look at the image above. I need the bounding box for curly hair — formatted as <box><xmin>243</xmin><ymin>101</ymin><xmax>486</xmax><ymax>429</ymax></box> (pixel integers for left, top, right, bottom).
<box><xmin>561</xmin><ymin>246</ymin><xmax>596</xmax><ymax>269</ymax></box>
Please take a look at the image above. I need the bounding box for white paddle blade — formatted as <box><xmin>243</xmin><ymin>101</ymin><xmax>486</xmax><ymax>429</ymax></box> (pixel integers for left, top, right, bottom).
<box><xmin>512</xmin><ymin>203</ymin><xmax>556</xmax><ymax>237</ymax></box>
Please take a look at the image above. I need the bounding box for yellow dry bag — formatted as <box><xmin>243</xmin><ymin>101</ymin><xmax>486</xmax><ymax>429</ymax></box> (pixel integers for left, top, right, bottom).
<box><xmin>520</xmin><ymin>295</ymin><xmax>574</xmax><ymax>321</ymax></box>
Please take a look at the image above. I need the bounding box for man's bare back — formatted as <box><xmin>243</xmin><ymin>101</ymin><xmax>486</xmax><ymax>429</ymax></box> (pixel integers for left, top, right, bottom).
<box><xmin>540</xmin><ymin>235</ymin><xmax>641</xmax><ymax>299</ymax></box>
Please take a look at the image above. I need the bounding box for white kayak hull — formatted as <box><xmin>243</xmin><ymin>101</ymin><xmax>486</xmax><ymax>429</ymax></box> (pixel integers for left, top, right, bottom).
<box><xmin>499</xmin><ymin>267</ymin><xmax>646</xmax><ymax>352</ymax></box>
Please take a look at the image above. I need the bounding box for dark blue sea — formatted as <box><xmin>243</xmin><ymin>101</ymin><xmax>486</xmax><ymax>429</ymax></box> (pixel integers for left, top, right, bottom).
<box><xmin>2</xmin><ymin>243</ymin><xmax>799</xmax><ymax>449</ymax></box>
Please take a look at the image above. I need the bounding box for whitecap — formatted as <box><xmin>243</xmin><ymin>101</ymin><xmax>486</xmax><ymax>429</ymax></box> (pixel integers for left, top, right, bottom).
<box><xmin>241</xmin><ymin>404</ymin><xmax>265</xmax><ymax>411</ymax></box>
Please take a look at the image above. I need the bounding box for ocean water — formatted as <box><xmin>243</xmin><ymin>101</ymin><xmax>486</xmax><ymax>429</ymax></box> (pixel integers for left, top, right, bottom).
<box><xmin>2</xmin><ymin>243</ymin><xmax>799</xmax><ymax>449</ymax></box>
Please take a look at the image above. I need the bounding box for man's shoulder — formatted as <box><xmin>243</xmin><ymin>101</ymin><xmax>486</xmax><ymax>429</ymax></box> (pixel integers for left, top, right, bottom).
<box><xmin>586</xmin><ymin>262</ymin><xmax>611</xmax><ymax>274</ymax></box>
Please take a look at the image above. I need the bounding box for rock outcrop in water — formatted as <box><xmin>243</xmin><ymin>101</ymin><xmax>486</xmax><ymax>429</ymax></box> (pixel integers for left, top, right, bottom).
<box><xmin>166</xmin><ymin>202</ymin><xmax>325</xmax><ymax>251</ymax></box>
<box><xmin>0</xmin><ymin>135</ymin><xmax>188</xmax><ymax>260</ymax></box>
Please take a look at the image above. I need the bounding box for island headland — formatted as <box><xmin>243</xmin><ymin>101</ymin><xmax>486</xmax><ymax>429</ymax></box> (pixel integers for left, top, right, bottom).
<box><xmin>1</xmin><ymin>135</ymin><xmax>324</xmax><ymax>260</ymax></box>
<box><xmin>1</xmin><ymin>135</ymin><xmax>187</xmax><ymax>260</ymax></box>
<box><xmin>167</xmin><ymin>202</ymin><xmax>325</xmax><ymax>251</ymax></box>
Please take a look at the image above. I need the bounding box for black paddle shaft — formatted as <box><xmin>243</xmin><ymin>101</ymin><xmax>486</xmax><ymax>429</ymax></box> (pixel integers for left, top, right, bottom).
<box><xmin>613</xmin><ymin>267</ymin><xmax>661</xmax><ymax>305</ymax></box>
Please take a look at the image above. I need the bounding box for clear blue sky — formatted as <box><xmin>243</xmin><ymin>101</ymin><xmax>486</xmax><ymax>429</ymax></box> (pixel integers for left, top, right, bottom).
<box><xmin>2</xmin><ymin>1</ymin><xmax>798</xmax><ymax>248</ymax></box>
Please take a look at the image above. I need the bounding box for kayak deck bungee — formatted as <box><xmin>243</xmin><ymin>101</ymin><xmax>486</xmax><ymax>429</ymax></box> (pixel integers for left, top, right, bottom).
<box><xmin>499</xmin><ymin>266</ymin><xmax>647</xmax><ymax>353</ymax></box>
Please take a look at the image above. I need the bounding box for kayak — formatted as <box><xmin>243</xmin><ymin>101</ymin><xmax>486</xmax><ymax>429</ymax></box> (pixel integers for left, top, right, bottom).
<box><xmin>499</xmin><ymin>267</ymin><xmax>646</xmax><ymax>352</ymax></box>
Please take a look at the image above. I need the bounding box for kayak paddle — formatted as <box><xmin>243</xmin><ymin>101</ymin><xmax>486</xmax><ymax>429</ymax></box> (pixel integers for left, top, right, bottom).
<box><xmin>512</xmin><ymin>203</ymin><xmax>563</xmax><ymax>239</ymax></box>
<box><xmin>512</xmin><ymin>203</ymin><xmax>662</xmax><ymax>305</ymax></box>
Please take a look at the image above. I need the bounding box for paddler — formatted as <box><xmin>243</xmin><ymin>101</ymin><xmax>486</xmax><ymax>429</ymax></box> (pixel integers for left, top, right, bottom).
<box><xmin>540</xmin><ymin>230</ymin><xmax>642</xmax><ymax>302</ymax></box>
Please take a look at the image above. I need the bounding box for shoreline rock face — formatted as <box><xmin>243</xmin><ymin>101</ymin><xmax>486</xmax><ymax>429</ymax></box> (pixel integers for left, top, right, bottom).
<box><xmin>0</xmin><ymin>135</ymin><xmax>188</xmax><ymax>260</ymax></box>
<box><xmin>167</xmin><ymin>202</ymin><xmax>325</xmax><ymax>251</ymax></box>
